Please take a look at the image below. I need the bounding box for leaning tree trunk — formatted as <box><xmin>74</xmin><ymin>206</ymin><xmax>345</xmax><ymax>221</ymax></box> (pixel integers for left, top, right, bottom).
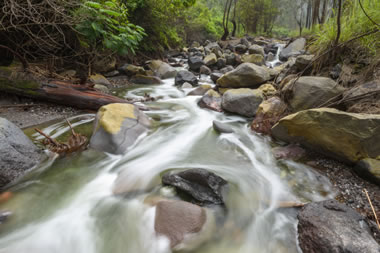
<box><xmin>231</xmin><ymin>0</ymin><xmax>238</xmax><ymax>37</ymax></box>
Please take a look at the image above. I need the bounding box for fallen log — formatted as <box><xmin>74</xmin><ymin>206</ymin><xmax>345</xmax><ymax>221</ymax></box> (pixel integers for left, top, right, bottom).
<box><xmin>0</xmin><ymin>66</ymin><xmax>128</xmax><ymax>110</ymax></box>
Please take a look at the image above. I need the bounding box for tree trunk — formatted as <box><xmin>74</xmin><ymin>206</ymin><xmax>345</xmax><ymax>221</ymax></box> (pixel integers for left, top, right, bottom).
<box><xmin>320</xmin><ymin>0</ymin><xmax>328</xmax><ymax>24</ymax></box>
<box><xmin>221</xmin><ymin>0</ymin><xmax>231</xmax><ymax>41</ymax></box>
<box><xmin>312</xmin><ymin>0</ymin><xmax>321</xmax><ymax>26</ymax></box>
<box><xmin>231</xmin><ymin>0</ymin><xmax>238</xmax><ymax>37</ymax></box>
<box><xmin>334</xmin><ymin>0</ymin><xmax>343</xmax><ymax>46</ymax></box>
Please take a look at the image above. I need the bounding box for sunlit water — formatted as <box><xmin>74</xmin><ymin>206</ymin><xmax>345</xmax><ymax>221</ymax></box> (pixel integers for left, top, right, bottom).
<box><xmin>0</xmin><ymin>67</ymin><xmax>335</xmax><ymax>253</ymax></box>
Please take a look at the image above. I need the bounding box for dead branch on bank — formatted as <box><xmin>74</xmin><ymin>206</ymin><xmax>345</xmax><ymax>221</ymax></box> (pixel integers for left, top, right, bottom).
<box><xmin>363</xmin><ymin>188</ymin><xmax>380</xmax><ymax>230</ymax></box>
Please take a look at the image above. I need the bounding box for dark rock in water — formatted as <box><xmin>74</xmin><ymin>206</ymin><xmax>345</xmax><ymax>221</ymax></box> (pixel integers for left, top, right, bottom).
<box><xmin>0</xmin><ymin>211</ymin><xmax>12</xmax><ymax>224</ymax></box>
<box><xmin>188</xmin><ymin>56</ymin><xmax>204</xmax><ymax>72</ymax></box>
<box><xmin>175</xmin><ymin>70</ymin><xmax>198</xmax><ymax>86</ymax></box>
<box><xmin>298</xmin><ymin>199</ymin><xmax>380</xmax><ymax>253</ymax></box>
<box><xmin>210</xmin><ymin>72</ymin><xmax>223</xmax><ymax>83</ymax></box>
<box><xmin>234</xmin><ymin>44</ymin><xmax>247</xmax><ymax>54</ymax></box>
<box><xmin>0</xmin><ymin>117</ymin><xmax>46</xmax><ymax>189</ymax></box>
<box><xmin>212</xmin><ymin>121</ymin><xmax>234</xmax><ymax>134</ymax></box>
<box><xmin>154</xmin><ymin>200</ymin><xmax>207</xmax><ymax>248</ymax></box>
<box><xmin>162</xmin><ymin>168</ymin><xmax>228</xmax><ymax>205</ymax></box>
<box><xmin>198</xmin><ymin>90</ymin><xmax>223</xmax><ymax>112</ymax></box>
<box><xmin>264</xmin><ymin>43</ymin><xmax>278</xmax><ymax>54</ymax></box>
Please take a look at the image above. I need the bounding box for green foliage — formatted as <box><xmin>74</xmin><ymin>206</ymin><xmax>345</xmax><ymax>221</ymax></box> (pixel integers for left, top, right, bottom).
<box><xmin>311</xmin><ymin>0</ymin><xmax>380</xmax><ymax>55</ymax></box>
<box><xmin>75</xmin><ymin>0</ymin><xmax>146</xmax><ymax>55</ymax></box>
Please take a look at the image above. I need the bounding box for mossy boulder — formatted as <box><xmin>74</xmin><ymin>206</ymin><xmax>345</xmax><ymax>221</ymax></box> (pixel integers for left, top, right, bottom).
<box><xmin>90</xmin><ymin>103</ymin><xmax>151</xmax><ymax>154</ymax></box>
<box><xmin>271</xmin><ymin>108</ymin><xmax>380</xmax><ymax>163</ymax></box>
<box><xmin>222</xmin><ymin>88</ymin><xmax>264</xmax><ymax>117</ymax></box>
<box><xmin>241</xmin><ymin>54</ymin><xmax>265</xmax><ymax>66</ymax></box>
<box><xmin>204</xmin><ymin>53</ymin><xmax>217</xmax><ymax>66</ymax></box>
<box><xmin>258</xmin><ymin>83</ymin><xmax>277</xmax><ymax>97</ymax></box>
<box><xmin>216</xmin><ymin>63</ymin><xmax>270</xmax><ymax>88</ymax></box>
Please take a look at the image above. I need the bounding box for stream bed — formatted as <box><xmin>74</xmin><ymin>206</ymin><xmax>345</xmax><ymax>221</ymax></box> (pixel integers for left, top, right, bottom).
<box><xmin>0</xmin><ymin>67</ymin><xmax>336</xmax><ymax>253</ymax></box>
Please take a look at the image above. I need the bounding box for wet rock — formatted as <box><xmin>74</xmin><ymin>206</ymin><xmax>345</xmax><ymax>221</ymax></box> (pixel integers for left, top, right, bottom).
<box><xmin>90</xmin><ymin>103</ymin><xmax>151</xmax><ymax>155</ymax></box>
<box><xmin>271</xmin><ymin>108</ymin><xmax>380</xmax><ymax>163</ymax></box>
<box><xmin>266</xmin><ymin>52</ymin><xmax>275</xmax><ymax>62</ymax></box>
<box><xmin>264</xmin><ymin>43</ymin><xmax>278</xmax><ymax>54</ymax></box>
<box><xmin>241</xmin><ymin>54</ymin><xmax>265</xmax><ymax>66</ymax></box>
<box><xmin>216</xmin><ymin>58</ymin><xmax>227</xmax><ymax>69</ymax></box>
<box><xmin>198</xmin><ymin>90</ymin><xmax>223</xmax><ymax>112</ymax></box>
<box><xmin>272</xmin><ymin>144</ymin><xmax>306</xmax><ymax>160</ymax></box>
<box><xmin>220</xmin><ymin>66</ymin><xmax>234</xmax><ymax>74</ymax></box>
<box><xmin>210</xmin><ymin>72</ymin><xmax>223</xmax><ymax>83</ymax></box>
<box><xmin>154</xmin><ymin>200</ymin><xmax>207</xmax><ymax>248</ymax></box>
<box><xmin>234</xmin><ymin>44</ymin><xmax>247</xmax><ymax>54</ymax></box>
<box><xmin>175</xmin><ymin>70</ymin><xmax>198</xmax><ymax>86</ymax></box>
<box><xmin>251</xmin><ymin>96</ymin><xmax>287</xmax><ymax>134</ymax></box>
<box><xmin>89</xmin><ymin>74</ymin><xmax>111</xmax><ymax>87</ymax></box>
<box><xmin>282</xmin><ymin>76</ymin><xmax>345</xmax><ymax>111</ymax></box>
<box><xmin>118</xmin><ymin>64</ymin><xmax>145</xmax><ymax>76</ymax></box>
<box><xmin>222</xmin><ymin>88</ymin><xmax>264</xmax><ymax>117</ymax></box>
<box><xmin>162</xmin><ymin>168</ymin><xmax>228</xmax><ymax>205</ymax></box>
<box><xmin>354</xmin><ymin>158</ymin><xmax>380</xmax><ymax>186</ymax></box>
<box><xmin>217</xmin><ymin>63</ymin><xmax>270</xmax><ymax>88</ymax></box>
<box><xmin>188</xmin><ymin>85</ymin><xmax>212</xmax><ymax>96</ymax></box>
<box><xmin>130</xmin><ymin>74</ymin><xmax>163</xmax><ymax>85</ymax></box>
<box><xmin>94</xmin><ymin>84</ymin><xmax>109</xmax><ymax>93</ymax></box>
<box><xmin>148</xmin><ymin>60</ymin><xmax>177</xmax><ymax>79</ymax></box>
<box><xmin>298</xmin><ymin>199</ymin><xmax>380</xmax><ymax>253</ymax></box>
<box><xmin>213</xmin><ymin>120</ymin><xmax>234</xmax><ymax>133</ymax></box>
<box><xmin>248</xmin><ymin>45</ymin><xmax>265</xmax><ymax>56</ymax></box>
<box><xmin>257</xmin><ymin>83</ymin><xmax>277</xmax><ymax>97</ymax></box>
<box><xmin>0</xmin><ymin>211</ymin><xmax>12</xmax><ymax>224</ymax></box>
<box><xmin>200</xmin><ymin>65</ymin><xmax>211</xmax><ymax>75</ymax></box>
<box><xmin>188</xmin><ymin>56</ymin><xmax>204</xmax><ymax>72</ymax></box>
<box><xmin>0</xmin><ymin>117</ymin><xmax>46</xmax><ymax>188</ymax></box>
<box><xmin>279</xmin><ymin>38</ymin><xmax>306</xmax><ymax>61</ymax></box>
<box><xmin>204</xmin><ymin>53</ymin><xmax>217</xmax><ymax>66</ymax></box>
<box><xmin>181</xmin><ymin>82</ymin><xmax>193</xmax><ymax>89</ymax></box>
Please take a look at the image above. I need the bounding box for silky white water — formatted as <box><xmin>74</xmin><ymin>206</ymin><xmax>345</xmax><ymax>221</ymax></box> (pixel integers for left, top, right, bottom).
<box><xmin>0</xmin><ymin>72</ymin><xmax>335</xmax><ymax>253</ymax></box>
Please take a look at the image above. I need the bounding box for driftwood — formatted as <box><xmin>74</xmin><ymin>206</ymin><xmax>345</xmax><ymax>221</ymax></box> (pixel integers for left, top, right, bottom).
<box><xmin>0</xmin><ymin>68</ymin><xmax>128</xmax><ymax>111</ymax></box>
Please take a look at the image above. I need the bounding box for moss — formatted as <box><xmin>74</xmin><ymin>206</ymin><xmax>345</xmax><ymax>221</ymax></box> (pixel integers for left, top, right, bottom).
<box><xmin>98</xmin><ymin>103</ymin><xmax>137</xmax><ymax>134</ymax></box>
<box><xmin>205</xmin><ymin>89</ymin><xmax>221</xmax><ymax>98</ymax></box>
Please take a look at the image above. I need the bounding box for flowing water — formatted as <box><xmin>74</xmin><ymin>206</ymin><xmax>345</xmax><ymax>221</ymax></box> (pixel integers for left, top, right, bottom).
<box><xmin>0</xmin><ymin>64</ymin><xmax>335</xmax><ymax>253</ymax></box>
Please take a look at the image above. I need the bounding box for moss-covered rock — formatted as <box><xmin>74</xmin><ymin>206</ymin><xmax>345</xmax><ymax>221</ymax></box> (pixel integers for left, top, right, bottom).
<box><xmin>241</xmin><ymin>54</ymin><xmax>265</xmax><ymax>66</ymax></box>
<box><xmin>272</xmin><ymin>108</ymin><xmax>380</xmax><ymax>163</ymax></box>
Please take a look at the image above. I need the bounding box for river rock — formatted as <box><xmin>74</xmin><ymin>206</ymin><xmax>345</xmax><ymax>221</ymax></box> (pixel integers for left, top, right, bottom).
<box><xmin>204</xmin><ymin>53</ymin><xmax>217</xmax><ymax>66</ymax></box>
<box><xmin>220</xmin><ymin>66</ymin><xmax>234</xmax><ymax>74</ymax></box>
<box><xmin>198</xmin><ymin>90</ymin><xmax>223</xmax><ymax>112</ymax></box>
<box><xmin>162</xmin><ymin>168</ymin><xmax>228</xmax><ymax>205</ymax></box>
<box><xmin>272</xmin><ymin>144</ymin><xmax>306</xmax><ymax>160</ymax></box>
<box><xmin>188</xmin><ymin>56</ymin><xmax>204</xmax><ymax>72</ymax></box>
<box><xmin>271</xmin><ymin>108</ymin><xmax>380</xmax><ymax>163</ymax></box>
<box><xmin>248</xmin><ymin>45</ymin><xmax>265</xmax><ymax>56</ymax></box>
<box><xmin>212</xmin><ymin>120</ymin><xmax>234</xmax><ymax>134</ymax></box>
<box><xmin>266</xmin><ymin>52</ymin><xmax>275</xmax><ymax>62</ymax></box>
<box><xmin>210</xmin><ymin>72</ymin><xmax>223</xmax><ymax>83</ymax></box>
<box><xmin>89</xmin><ymin>74</ymin><xmax>111</xmax><ymax>87</ymax></box>
<box><xmin>241</xmin><ymin>54</ymin><xmax>265</xmax><ymax>66</ymax></box>
<box><xmin>251</xmin><ymin>96</ymin><xmax>287</xmax><ymax>134</ymax></box>
<box><xmin>222</xmin><ymin>88</ymin><xmax>264</xmax><ymax>117</ymax></box>
<box><xmin>175</xmin><ymin>70</ymin><xmax>198</xmax><ymax>86</ymax></box>
<box><xmin>188</xmin><ymin>85</ymin><xmax>212</xmax><ymax>96</ymax></box>
<box><xmin>119</xmin><ymin>64</ymin><xmax>146</xmax><ymax>76</ymax></box>
<box><xmin>234</xmin><ymin>44</ymin><xmax>247</xmax><ymax>54</ymax></box>
<box><xmin>354</xmin><ymin>158</ymin><xmax>380</xmax><ymax>186</ymax></box>
<box><xmin>94</xmin><ymin>84</ymin><xmax>109</xmax><ymax>93</ymax></box>
<box><xmin>148</xmin><ymin>60</ymin><xmax>177</xmax><ymax>79</ymax></box>
<box><xmin>93</xmin><ymin>56</ymin><xmax>116</xmax><ymax>73</ymax></box>
<box><xmin>298</xmin><ymin>199</ymin><xmax>380</xmax><ymax>253</ymax></box>
<box><xmin>200</xmin><ymin>65</ymin><xmax>211</xmax><ymax>75</ymax></box>
<box><xmin>216</xmin><ymin>63</ymin><xmax>270</xmax><ymax>88</ymax></box>
<box><xmin>181</xmin><ymin>82</ymin><xmax>193</xmax><ymax>89</ymax></box>
<box><xmin>0</xmin><ymin>117</ymin><xmax>46</xmax><ymax>188</ymax></box>
<box><xmin>90</xmin><ymin>103</ymin><xmax>151</xmax><ymax>155</ymax></box>
<box><xmin>216</xmin><ymin>58</ymin><xmax>227</xmax><ymax>69</ymax></box>
<box><xmin>257</xmin><ymin>83</ymin><xmax>277</xmax><ymax>97</ymax></box>
<box><xmin>295</xmin><ymin>54</ymin><xmax>314</xmax><ymax>71</ymax></box>
<box><xmin>282</xmin><ymin>76</ymin><xmax>345</xmax><ymax>111</ymax></box>
<box><xmin>130</xmin><ymin>74</ymin><xmax>163</xmax><ymax>85</ymax></box>
<box><xmin>154</xmin><ymin>200</ymin><xmax>207</xmax><ymax>248</ymax></box>
<box><xmin>343</xmin><ymin>80</ymin><xmax>380</xmax><ymax>110</ymax></box>
<box><xmin>205</xmin><ymin>42</ymin><xmax>221</xmax><ymax>52</ymax></box>
<box><xmin>279</xmin><ymin>38</ymin><xmax>306</xmax><ymax>61</ymax></box>
<box><xmin>225</xmin><ymin>53</ymin><xmax>237</xmax><ymax>66</ymax></box>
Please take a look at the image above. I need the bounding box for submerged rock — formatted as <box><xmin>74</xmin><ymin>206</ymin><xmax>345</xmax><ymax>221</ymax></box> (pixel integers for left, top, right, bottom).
<box><xmin>162</xmin><ymin>168</ymin><xmax>228</xmax><ymax>205</ymax></box>
<box><xmin>212</xmin><ymin>120</ymin><xmax>234</xmax><ymax>134</ymax></box>
<box><xmin>271</xmin><ymin>108</ymin><xmax>380</xmax><ymax>163</ymax></box>
<box><xmin>90</xmin><ymin>103</ymin><xmax>151</xmax><ymax>155</ymax></box>
<box><xmin>0</xmin><ymin>117</ymin><xmax>46</xmax><ymax>189</ymax></box>
<box><xmin>175</xmin><ymin>70</ymin><xmax>198</xmax><ymax>86</ymax></box>
<box><xmin>222</xmin><ymin>88</ymin><xmax>264</xmax><ymax>117</ymax></box>
<box><xmin>298</xmin><ymin>199</ymin><xmax>380</xmax><ymax>253</ymax></box>
<box><xmin>216</xmin><ymin>63</ymin><xmax>270</xmax><ymax>88</ymax></box>
<box><xmin>198</xmin><ymin>90</ymin><xmax>223</xmax><ymax>112</ymax></box>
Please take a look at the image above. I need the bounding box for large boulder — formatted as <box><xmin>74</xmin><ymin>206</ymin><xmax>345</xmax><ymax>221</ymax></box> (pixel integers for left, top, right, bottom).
<box><xmin>354</xmin><ymin>158</ymin><xmax>380</xmax><ymax>186</ymax></box>
<box><xmin>0</xmin><ymin>117</ymin><xmax>46</xmax><ymax>188</ymax></box>
<box><xmin>222</xmin><ymin>88</ymin><xmax>264</xmax><ymax>117</ymax></box>
<box><xmin>130</xmin><ymin>75</ymin><xmax>163</xmax><ymax>85</ymax></box>
<box><xmin>282</xmin><ymin>76</ymin><xmax>345</xmax><ymax>111</ymax></box>
<box><xmin>148</xmin><ymin>60</ymin><xmax>177</xmax><ymax>79</ymax></box>
<box><xmin>279</xmin><ymin>38</ymin><xmax>306</xmax><ymax>61</ymax></box>
<box><xmin>154</xmin><ymin>200</ymin><xmax>207</xmax><ymax>248</ymax></box>
<box><xmin>188</xmin><ymin>85</ymin><xmax>212</xmax><ymax>96</ymax></box>
<box><xmin>234</xmin><ymin>44</ymin><xmax>247</xmax><ymax>54</ymax></box>
<box><xmin>203</xmin><ymin>53</ymin><xmax>217</xmax><ymax>66</ymax></box>
<box><xmin>175</xmin><ymin>70</ymin><xmax>198</xmax><ymax>86</ymax></box>
<box><xmin>298</xmin><ymin>199</ymin><xmax>380</xmax><ymax>253</ymax></box>
<box><xmin>271</xmin><ymin>108</ymin><xmax>380</xmax><ymax>163</ymax></box>
<box><xmin>90</xmin><ymin>103</ymin><xmax>151</xmax><ymax>155</ymax></box>
<box><xmin>162</xmin><ymin>168</ymin><xmax>228</xmax><ymax>205</ymax></box>
<box><xmin>198</xmin><ymin>90</ymin><xmax>223</xmax><ymax>112</ymax></box>
<box><xmin>216</xmin><ymin>63</ymin><xmax>270</xmax><ymax>88</ymax></box>
<box><xmin>118</xmin><ymin>64</ymin><xmax>145</xmax><ymax>76</ymax></box>
<box><xmin>210</xmin><ymin>72</ymin><xmax>223</xmax><ymax>83</ymax></box>
<box><xmin>188</xmin><ymin>56</ymin><xmax>204</xmax><ymax>72</ymax></box>
<box><xmin>241</xmin><ymin>54</ymin><xmax>265</xmax><ymax>66</ymax></box>
<box><xmin>248</xmin><ymin>44</ymin><xmax>265</xmax><ymax>56</ymax></box>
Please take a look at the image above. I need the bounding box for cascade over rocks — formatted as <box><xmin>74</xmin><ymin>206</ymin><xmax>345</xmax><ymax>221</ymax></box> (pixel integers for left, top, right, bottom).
<box><xmin>162</xmin><ymin>168</ymin><xmax>228</xmax><ymax>205</ymax></box>
<box><xmin>0</xmin><ymin>117</ymin><xmax>46</xmax><ymax>189</ymax></box>
<box><xmin>271</xmin><ymin>108</ymin><xmax>380</xmax><ymax>163</ymax></box>
<box><xmin>90</xmin><ymin>103</ymin><xmax>151</xmax><ymax>155</ymax></box>
<box><xmin>175</xmin><ymin>70</ymin><xmax>198</xmax><ymax>86</ymax></box>
<box><xmin>298</xmin><ymin>199</ymin><xmax>380</xmax><ymax>253</ymax></box>
<box><xmin>279</xmin><ymin>37</ymin><xmax>306</xmax><ymax>61</ymax></box>
<box><xmin>216</xmin><ymin>63</ymin><xmax>271</xmax><ymax>88</ymax></box>
<box><xmin>222</xmin><ymin>88</ymin><xmax>264</xmax><ymax>117</ymax></box>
